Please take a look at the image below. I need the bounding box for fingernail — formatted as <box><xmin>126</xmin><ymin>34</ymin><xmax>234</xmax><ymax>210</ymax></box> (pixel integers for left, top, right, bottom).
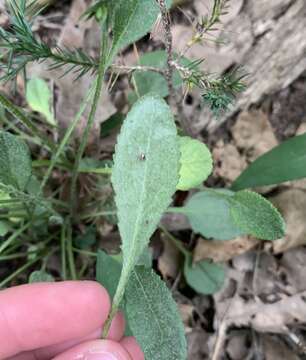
<box><xmin>80</xmin><ymin>350</ymin><xmax>122</xmax><ymax>360</ymax></box>
<box><xmin>86</xmin><ymin>353</ymin><xmax>118</xmax><ymax>360</ymax></box>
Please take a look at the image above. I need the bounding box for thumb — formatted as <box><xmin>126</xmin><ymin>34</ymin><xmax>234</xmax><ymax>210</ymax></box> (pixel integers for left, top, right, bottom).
<box><xmin>52</xmin><ymin>340</ymin><xmax>132</xmax><ymax>360</ymax></box>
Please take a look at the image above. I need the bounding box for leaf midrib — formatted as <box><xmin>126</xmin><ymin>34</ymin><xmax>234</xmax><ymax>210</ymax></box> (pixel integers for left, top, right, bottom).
<box><xmin>133</xmin><ymin>270</ymin><xmax>164</xmax><ymax>346</ymax></box>
<box><xmin>124</xmin><ymin>115</ymin><xmax>154</xmax><ymax>271</ymax></box>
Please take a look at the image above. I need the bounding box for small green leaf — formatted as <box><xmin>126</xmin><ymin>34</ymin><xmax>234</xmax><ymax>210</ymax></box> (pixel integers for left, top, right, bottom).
<box><xmin>101</xmin><ymin>112</ymin><xmax>124</xmax><ymax>137</ymax></box>
<box><xmin>232</xmin><ymin>133</ymin><xmax>306</xmax><ymax>190</ymax></box>
<box><xmin>109</xmin><ymin>1</ymin><xmax>172</xmax><ymax>59</ymax></box>
<box><xmin>177</xmin><ymin>136</ymin><xmax>213</xmax><ymax>191</ymax></box>
<box><xmin>29</xmin><ymin>270</ymin><xmax>54</xmax><ymax>283</ymax></box>
<box><xmin>177</xmin><ymin>190</ymin><xmax>244</xmax><ymax>240</ymax></box>
<box><xmin>132</xmin><ymin>50</ymin><xmax>186</xmax><ymax>99</ymax></box>
<box><xmin>0</xmin><ymin>131</ymin><xmax>32</xmax><ymax>191</ymax></box>
<box><xmin>112</xmin><ymin>94</ymin><xmax>180</xmax><ymax>281</ymax></box>
<box><xmin>184</xmin><ymin>255</ymin><xmax>225</xmax><ymax>295</ymax></box>
<box><xmin>74</xmin><ymin>226</ymin><xmax>97</xmax><ymax>249</ymax></box>
<box><xmin>126</xmin><ymin>267</ymin><xmax>187</xmax><ymax>360</ymax></box>
<box><xmin>0</xmin><ymin>221</ymin><xmax>10</xmax><ymax>237</ymax></box>
<box><xmin>26</xmin><ymin>78</ymin><xmax>55</xmax><ymax>126</ymax></box>
<box><xmin>229</xmin><ymin>190</ymin><xmax>285</xmax><ymax>240</ymax></box>
<box><xmin>96</xmin><ymin>250</ymin><xmax>122</xmax><ymax>300</ymax></box>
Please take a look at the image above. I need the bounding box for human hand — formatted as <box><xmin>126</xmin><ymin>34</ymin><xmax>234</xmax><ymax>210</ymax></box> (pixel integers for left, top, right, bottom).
<box><xmin>0</xmin><ymin>281</ymin><xmax>144</xmax><ymax>360</ymax></box>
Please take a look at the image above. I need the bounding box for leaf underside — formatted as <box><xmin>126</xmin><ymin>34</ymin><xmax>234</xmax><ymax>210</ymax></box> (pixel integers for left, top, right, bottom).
<box><xmin>112</xmin><ymin>94</ymin><xmax>180</xmax><ymax>274</ymax></box>
<box><xmin>126</xmin><ymin>267</ymin><xmax>187</xmax><ymax>360</ymax></box>
<box><xmin>0</xmin><ymin>131</ymin><xmax>32</xmax><ymax>191</ymax></box>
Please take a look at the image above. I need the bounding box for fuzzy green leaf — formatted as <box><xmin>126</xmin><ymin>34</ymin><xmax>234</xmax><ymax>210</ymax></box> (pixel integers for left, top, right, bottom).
<box><xmin>184</xmin><ymin>255</ymin><xmax>225</xmax><ymax>295</ymax></box>
<box><xmin>229</xmin><ymin>190</ymin><xmax>285</xmax><ymax>240</ymax></box>
<box><xmin>96</xmin><ymin>250</ymin><xmax>122</xmax><ymax>300</ymax></box>
<box><xmin>178</xmin><ymin>190</ymin><xmax>244</xmax><ymax>240</ymax></box>
<box><xmin>29</xmin><ymin>271</ymin><xmax>54</xmax><ymax>283</ymax></box>
<box><xmin>132</xmin><ymin>50</ymin><xmax>186</xmax><ymax>99</ymax></box>
<box><xmin>177</xmin><ymin>136</ymin><xmax>213</xmax><ymax>191</ymax></box>
<box><xmin>26</xmin><ymin>78</ymin><xmax>55</xmax><ymax>126</ymax></box>
<box><xmin>126</xmin><ymin>267</ymin><xmax>187</xmax><ymax>360</ymax></box>
<box><xmin>112</xmin><ymin>94</ymin><xmax>180</xmax><ymax>279</ymax></box>
<box><xmin>232</xmin><ymin>133</ymin><xmax>306</xmax><ymax>190</ymax></box>
<box><xmin>109</xmin><ymin>1</ymin><xmax>171</xmax><ymax>59</ymax></box>
<box><xmin>0</xmin><ymin>221</ymin><xmax>10</xmax><ymax>237</ymax></box>
<box><xmin>0</xmin><ymin>131</ymin><xmax>32</xmax><ymax>191</ymax></box>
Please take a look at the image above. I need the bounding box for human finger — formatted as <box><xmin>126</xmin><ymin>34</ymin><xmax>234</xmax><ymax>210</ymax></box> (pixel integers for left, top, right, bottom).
<box><xmin>0</xmin><ymin>281</ymin><xmax>110</xmax><ymax>359</ymax></box>
<box><xmin>52</xmin><ymin>340</ymin><xmax>132</xmax><ymax>360</ymax></box>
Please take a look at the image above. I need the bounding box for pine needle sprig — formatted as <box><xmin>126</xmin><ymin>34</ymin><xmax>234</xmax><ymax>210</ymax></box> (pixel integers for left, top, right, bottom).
<box><xmin>0</xmin><ymin>0</ymin><xmax>98</xmax><ymax>81</ymax></box>
<box><xmin>172</xmin><ymin>60</ymin><xmax>246</xmax><ymax>114</ymax></box>
<box><xmin>195</xmin><ymin>0</ymin><xmax>230</xmax><ymax>40</ymax></box>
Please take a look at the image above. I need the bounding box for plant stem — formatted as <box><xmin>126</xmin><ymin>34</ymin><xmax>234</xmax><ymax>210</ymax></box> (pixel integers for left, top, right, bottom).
<box><xmin>156</xmin><ymin>0</ymin><xmax>192</xmax><ymax>135</ymax></box>
<box><xmin>0</xmin><ymin>248</ymin><xmax>56</xmax><ymax>288</ymax></box>
<box><xmin>0</xmin><ymin>222</ymin><xmax>30</xmax><ymax>255</ymax></box>
<box><xmin>160</xmin><ymin>225</ymin><xmax>190</xmax><ymax>258</ymax></box>
<box><xmin>39</xmin><ymin>81</ymin><xmax>96</xmax><ymax>194</ymax></box>
<box><xmin>61</xmin><ymin>223</ymin><xmax>67</xmax><ymax>280</ymax></box>
<box><xmin>69</xmin><ymin>25</ymin><xmax>109</xmax><ymax>218</ymax></box>
<box><xmin>102</xmin><ymin>264</ymin><xmax>130</xmax><ymax>337</ymax></box>
<box><xmin>156</xmin><ymin>0</ymin><xmax>175</xmax><ymax>99</ymax></box>
<box><xmin>67</xmin><ymin>222</ymin><xmax>77</xmax><ymax>280</ymax></box>
<box><xmin>0</xmin><ymin>93</ymin><xmax>56</xmax><ymax>151</ymax></box>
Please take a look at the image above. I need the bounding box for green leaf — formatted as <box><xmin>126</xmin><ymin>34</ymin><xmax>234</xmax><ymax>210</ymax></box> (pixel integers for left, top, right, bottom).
<box><xmin>109</xmin><ymin>1</ymin><xmax>172</xmax><ymax>59</ymax></box>
<box><xmin>96</xmin><ymin>250</ymin><xmax>122</xmax><ymax>300</ymax></box>
<box><xmin>0</xmin><ymin>131</ymin><xmax>32</xmax><ymax>191</ymax></box>
<box><xmin>112</xmin><ymin>94</ymin><xmax>180</xmax><ymax>281</ymax></box>
<box><xmin>101</xmin><ymin>112</ymin><xmax>124</xmax><ymax>137</ymax></box>
<box><xmin>232</xmin><ymin>133</ymin><xmax>306</xmax><ymax>190</ymax></box>
<box><xmin>126</xmin><ymin>267</ymin><xmax>187</xmax><ymax>360</ymax></box>
<box><xmin>0</xmin><ymin>221</ymin><xmax>10</xmax><ymax>237</ymax></box>
<box><xmin>229</xmin><ymin>190</ymin><xmax>285</xmax><ymax>240</ymax></box>
<box><xmin>74</xmin><ymin>226</ymin><xmax>97</xmax><ymax>249</ymax></box>
<box><xmin>184</xmin><ymin>255</ymin><xmax>225</xmax><ymax>295</ymax></box>
<box><xmin>177</xmin><ymin>136</ymin><xmax>213</xmax><ymax>191</ymax></box>
<box><xmin>29</xmin><ymin>270</ymin><xmax>54</xmax><ymax>283</ymax></box>
<box><xmin>132</xmin><ymin>50</ymin><xmax>186</xmax><ymax>99</ymax></box>
<box><xmin>26</xmin><ymin>78</ymin><xmax>55</xmax><ymax>126</ymax></box>
<box><xmin>177</xmin><ymin>190</ymin><xmax>244</xmax><ymax>240</ymax></box>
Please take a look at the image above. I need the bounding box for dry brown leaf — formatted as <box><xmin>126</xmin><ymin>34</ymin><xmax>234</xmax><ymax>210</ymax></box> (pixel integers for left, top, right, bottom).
<box><xmin>268</xmin><ymin>189</ymin><xmax>306</xmax><ymax>253</ymax></box>
<box><xmin>231</xmin><ymin>110</ymin><xmax>278</xmax><ymax>161</ymax></box>
<box><xmin>213</xmin><ymin>140</ymin><xmax>247</xmax><ymax>184</ymax></box>
<box><xmin>178</xmin><ymin>303</ymin><xmax>194</xmax><ymax>331</ymax></box>
<box><xmin>158</xmin><ymin>235</ymin><xmax>182</xmax><ymax>279</ymax></box>
<box><xmin>218</xmin><ymin>291</ymin><xmax>306</xmax><ymax>334</ymax></box>
<box><xmin>262</xmin><ymin>335</ymin><xmax>300</xmax><ymax>360</ymax></box>
<box><xmin>193</xmin><ymin>236</ymin><xmax>259</xmax><ymax>263</ymax></box>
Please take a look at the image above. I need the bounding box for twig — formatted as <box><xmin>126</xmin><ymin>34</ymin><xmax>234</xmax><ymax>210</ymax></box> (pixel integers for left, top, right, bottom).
<box><xmin>211</xmin><ymin>321</ymin><xmax>228</xmax><ymax>360</ymax></box>
<box><xmin>111</xmin><ymin>64</ymin><xmax>165</xmax><ymax>75</ymax></box>
<box><xmin>156</xmin><ymin>0</ymin><xmax>175</xmax><ymax>96</ymax></box>
<box><xmin>156</xmin><ymin>0</ymin><xmax>193</xmax><ymax>135</ymax></box>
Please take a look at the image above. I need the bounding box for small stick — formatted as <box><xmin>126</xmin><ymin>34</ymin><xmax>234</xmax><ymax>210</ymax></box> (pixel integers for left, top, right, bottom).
<box><xmin>156</xmin><ymin>0</ymin><xmax>193</xmax><ymax>135</ymax></box>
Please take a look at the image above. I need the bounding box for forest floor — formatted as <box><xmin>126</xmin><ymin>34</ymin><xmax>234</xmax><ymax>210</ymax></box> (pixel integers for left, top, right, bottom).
<box><xmin>1</xmin><ymin>0</ymin><xmax>306</xmax><ymax>359</ymax></box>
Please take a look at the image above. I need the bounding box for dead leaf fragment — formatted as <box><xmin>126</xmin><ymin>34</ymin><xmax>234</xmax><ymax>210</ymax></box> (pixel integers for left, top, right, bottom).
<box><xmin>213</xmin><ymin>140</ymin><xmax>247</xmax><ymax>184</ymax></box>
<box><xmin>231</xmin><ymin>109</ymin><xmax>278</xmax><ymax>161</ymax></box>
<box><xmin>158</xmin><ymin>235</ymin><xmax>182</xmax><ymax>279</ymax></box>
<box><xmin>194</xmin><ymin>237</ymin><xmax>259</xmax><ymax>263</ymax></box>
<box><xmin>268</xmin><ymin>189</ymin><xmax>306</xmax><ymax>253</ymax></box>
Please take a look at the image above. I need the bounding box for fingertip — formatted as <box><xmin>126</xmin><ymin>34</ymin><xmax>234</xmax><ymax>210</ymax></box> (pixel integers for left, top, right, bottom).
<box><xmin>120</xmin><ymin>337</ymin><xmax>144</xmax><ymax>360</ymax></box>
<box><xmin>107</xmin><ymin>312</ymin><xmax>125</xmax><ymax>341</ymax></box>
<box><xmin>53</xmin><ymin>340</ymin><xmax>132</xmax><ymax>360</ymax></box>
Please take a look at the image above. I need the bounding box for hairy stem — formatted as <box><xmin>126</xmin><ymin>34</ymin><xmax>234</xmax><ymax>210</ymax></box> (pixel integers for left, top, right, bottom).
<box><xmin>156</xmin><ymin>0</ymin><xmax>175</xmax><ymax>98</ymax></box>
<box><xmin>102</xmin><ymin>264</ymin><xmax>131</xmax><ymax>337</ymax></box>
<box><xmin>156</xmin><ymin>0</ymin><xmax>192</xmax><ymax>135</ymax></box>
<box><xmin>39</xmin><ymin>80</ymin><xmax>96</xmax><ymax>193</ymax></box>
<box><xmin>69</xmin><ymin>26</ymin><xmax>108</xmax><ymax>218</ymax></box>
